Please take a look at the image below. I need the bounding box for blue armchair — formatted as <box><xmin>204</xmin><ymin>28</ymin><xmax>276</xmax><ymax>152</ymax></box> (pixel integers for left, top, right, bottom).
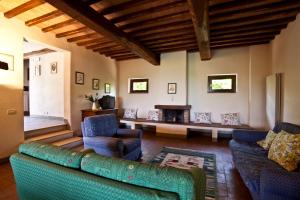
<box><xmin>229</xmin><ymin>122</ymin><xmax>300</xmax><ymax>200</ymax></box>
<box><xmin>81</xmin><ymin>114</ymin><xmax>142</xmax><ymax>161</ymax></box>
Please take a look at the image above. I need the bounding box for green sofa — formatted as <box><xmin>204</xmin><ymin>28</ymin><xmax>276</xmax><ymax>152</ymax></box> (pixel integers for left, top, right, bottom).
<box><xmin>10</xmin><ymin>142</ymin><xmax>206</xmax><ymax>200</ymax></box>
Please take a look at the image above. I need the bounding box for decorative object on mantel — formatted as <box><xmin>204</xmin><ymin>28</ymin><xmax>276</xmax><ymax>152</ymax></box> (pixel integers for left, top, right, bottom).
<box><xmin>168</xmin><ymin>83</ymin><xmax>177</xmax><ymax>94</ymax></box>
<box><xmin>50</xmin><ymin>62</ymin><xmax>57</xmax><ymax>74</ymax></box>
<box><xmin>92</xmin><ymin>79</ymin><xmax>99</xmax><ymax>90</ymax></box>
<box><xmin>85</xmin><ymin>93</ymin><xmax>99</xmax><ymax>110</ymax></box>
<box><xmin>75</xmin><ymin>71</ymin><xmax>84</xmax><ymax>85</ymax></box>
<box><xmin>104</xmin><ymin>83</ymin><xmax>111</xmax><ymax>93</ymax></box>
<box><xmin>0</xmin><ymin>52</ymin><xmax>14</xmax><ymax>71</ymax></box>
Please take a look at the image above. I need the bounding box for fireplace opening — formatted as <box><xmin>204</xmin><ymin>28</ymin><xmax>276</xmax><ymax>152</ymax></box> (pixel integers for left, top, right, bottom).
<box><xmin>163</xmin><ymin>109</ymin><xmax>184</xmax><ymax>123</ymax></box>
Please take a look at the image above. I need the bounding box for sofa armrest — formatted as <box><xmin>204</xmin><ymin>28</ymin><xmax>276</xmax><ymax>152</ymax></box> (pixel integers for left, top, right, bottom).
<box><xmin>116</xmin><ymin>128</ymin><xmax>143</xmax><ymax>139</ymax></box>
<box><xmin>83</xmin><ymin>136</ymin><xmax>124</xmax><ymax>154</ymax></box>
<box><xmin>260</xmin><ymin>169</ymin><xmax>300</xmax><ymax>200</ymax></box>
<box><xmin>232</xmin><ymin>129</ymin><xmax>268</xmax><ymax>143</ymax></box>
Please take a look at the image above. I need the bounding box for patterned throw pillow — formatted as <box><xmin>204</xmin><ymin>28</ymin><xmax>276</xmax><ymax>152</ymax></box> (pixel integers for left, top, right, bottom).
<box><xmin>147</xmin><ymin>110</ymin><xmax>159</xmax><ymax>121</ymax></box>
<box><xmin>221</xmin><ymin>113</ymin><xmax>240</xmax><ymax>126</ymax></box>
<box><xmin>123</xmin><ymin>108</ymin><xmax>137</xmax><ymax>119</ymax></box>
<box><xmin>194</xmin><ymin>112</ymin><xmax>212</xmax><ymax>124</ymax></box>
<box><xmin>268</xmin><ymin>130</ymin><xmax>300</xmax><ymax>171</ymax></box>
<box><xmin>257</xmin><ymin>130</ymin><xmax>277</xmax><ymax>150</ymax></box>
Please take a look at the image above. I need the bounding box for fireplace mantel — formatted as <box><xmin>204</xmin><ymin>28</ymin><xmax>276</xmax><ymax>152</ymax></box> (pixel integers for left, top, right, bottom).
<box><xmin>154</xmin><ymin>105</ymin><xmax>191</xmax><ymax>110</ymax></box>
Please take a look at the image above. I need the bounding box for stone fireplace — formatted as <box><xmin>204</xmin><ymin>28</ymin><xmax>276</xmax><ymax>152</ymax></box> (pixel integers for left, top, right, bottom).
<box><xmin>154</xmin><ymin>105</ymin><xmax>191</xmax><ymax>123</ymax></box>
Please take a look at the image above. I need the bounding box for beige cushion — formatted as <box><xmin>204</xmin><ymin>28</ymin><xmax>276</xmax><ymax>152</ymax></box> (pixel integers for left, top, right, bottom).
<box><xmin>268</xmin><ymin>130</ymin><xmax>300</xmax><ymax>171</ymax></box>
<box><xmin>257</xmin><ymin>130</ymin><xmax>277</xmax><ymax>150</ymax></box>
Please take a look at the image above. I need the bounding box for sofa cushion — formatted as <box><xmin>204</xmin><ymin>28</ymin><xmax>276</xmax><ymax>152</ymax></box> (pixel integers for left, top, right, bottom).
<box><xmin>268</xmin><ymin>131</ymin><xmax>300</xmax><ymax>171</ymax></box>
<box><xmin>229</xmin><ymin>140</ymin><xmax>268</xmax><ymax>157</ymax></box>
<box><xmin>84</xmin><ymin>114</ymin><xmax>118</xmax><ymax>137</ymax></box>
<box><xmin>273</xmin><ymin>122</ymin><xmax>300</xmax><ymax>133</ymax></box>
<box><xmin>122</xmin><ymin>138</ymin><xmax>141</xmax><ymax>154</ymax></box>
<box><xmin>81</xmin><ymin>153</ymin><xmax>206</xmax><ymax>200</ymax></box>
<box><xmin>257</xmin><ymin>130</ymin><xmax>277</xmax><ymax>150</ymax></box>
<box><xmin>19</xmin><ymin>142</ymin><xmax>86</xmax><ymax>169</ymax></box>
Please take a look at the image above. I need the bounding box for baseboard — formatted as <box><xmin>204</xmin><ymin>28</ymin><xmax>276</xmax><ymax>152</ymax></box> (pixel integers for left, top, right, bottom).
<box><xmin>0</xmin><ymin>157</ymin><xmax>9</xmax><ymax>164</ymax></box>
<box><xmin>156</xmin><ymin>132</ymin><xmax>187</xmax><ymax>139</ymax></box>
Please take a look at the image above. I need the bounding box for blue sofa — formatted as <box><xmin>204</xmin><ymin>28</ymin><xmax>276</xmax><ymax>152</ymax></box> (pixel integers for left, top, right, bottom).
<box><xmin>81</xmin><ymin>114</ymin><xmax>143</xmax><ymax>161</ymax></box>
<box><xmin>229</xmin><ymin>122</ymin><xmax>300</xmax><ymax>200</ymax></box>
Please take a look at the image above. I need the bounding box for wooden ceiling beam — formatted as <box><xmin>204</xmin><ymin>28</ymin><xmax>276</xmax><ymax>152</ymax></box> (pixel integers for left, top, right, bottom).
<box><xmin>4</xmin><ymin>0</ymin><xmax>45</xmax><ymax>18</ymax></box>
<box><xmin>187</xmin><ymin>0</ymin><xmax>211</xmax><ymax>60</ymax></box>
<box><xmin>107</xmin><ymin>52</ymin><xmax>136</xmax><ymax>57</ymax></box>
<box><xmin>138</xmin><ymin>28</ymin><xmax>194</xmax><ymax>41</ymax></box>
<box><xmin>25</xmin><ymin>10</ymin><xmax>63</xmax><ymax>26</ymax></box>
<box><xmin>56</xmin><ymin>27</ymin><xmax>89</xmax><ymax>38</ymax></box>
<box><xmin>45</xmin><ymin>0</ymin><xmax>160</xmax><ymax>65</ymax></box>
<box><xmin>211</xmin><ymin>34</ymin><xmax>276</xmax><ymax>43</ymax></box>
<box><xmin>210</xmin><ymin>2</ymin><xmax>300</xmax><ymax>24</ymax></box>
<box><xmin>42</xmin><ymin>19</ymin><xmax>78</xmax><ymax>32</ymax></box>
<box><xmin>133</xmin><ymin>22</ymin><xmax>193</xmax><ymax>37</ymax></box>
<box><xmin>81</xmin><ymin>0</ymin><xmax>102</xmax><ymax>5</ymax></box>
<box><xmin>100</xmin><ymin>0</ymin><xmax>159</xmax><ymax>15</ymax></box>
<box><xmin>149</xmin><ymin>40</ymin><xmax>197</xmax><ymax>48</ymax></box>
<box><xmin>77</xmin><ymin>38</ymin><xmax>107</xmax><ymax>46</ymax></box>
<box><xmin>67</xmin><ymin>33</ymin><xmax>98</xmax><ymax>42</ymax></box>
<box><xmin>120</xmin><ymin>11</ymin><xmax>191</xmax><ymax>32</ymax></box>
<box><xmin>94</xmin><ymin>45</ymin><xmax>124</xmax><ymax>53</ymax></box>
<box><xmin>101</xmin><ymin>49</ymin><xmax>130</xmax><ymax>56</ymax></box>
<box><xmin>211</xmin><ymin>29</ymin><xmax>280</xmax><ymax>40</ymax></box>
<box><xmin>113</xmin><ymin>55</ymin><xmax>140</xmax><ymax>60</ymax></box>
<box><xmin>211</xmin><ymin>12</ymin><xmax>297</xmax><ymax>31</ymax></box>
<box><xmin>87</xmin><ymin>42</ymin><xmax>117</xmax><ymax>50</ymax></box>
<box><xmin>211</xmin><ymin>37</ymin><xmax>274</xmax><ymax>45</ymax></box>
<box><xmin>211</xmin><ymin>41</ymin><xmax>270</xmax><ymax>49</ymax></box>
<box><xmin>211</xmin><ymin>22</ymin><xmax>288</xmax><ymax>36</ymax></box>
<box><xmin>210</xmin><ymin>0</ymin><xmax>284</xmax><ymax>16</ymax></box>
<box><xmin>144</xmin><ymin>35</ymin><xmax>196</xmax><ymax>46</ymax></box>
<box><xmin>110</xmin><ymin>1</ymin><xmax>188</xmax><ymax>24</ymax></box>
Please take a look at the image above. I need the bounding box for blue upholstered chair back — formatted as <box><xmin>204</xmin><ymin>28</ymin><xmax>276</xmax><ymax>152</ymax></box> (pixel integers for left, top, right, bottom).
<box><xmin>83</xmin><ymin>114</ymin><xmax>118</xmax><ymax>137</ymax></box>
<box><xmin>273</xmin><ymin>122</ymin><xmax>300</xmax><ymax>134</ymax></box>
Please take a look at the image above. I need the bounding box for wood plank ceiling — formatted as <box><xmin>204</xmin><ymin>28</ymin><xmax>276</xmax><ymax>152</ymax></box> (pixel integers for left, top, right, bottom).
<box><xmin>0</xmin><ymin>0</ymin><xmax>299</xmax><ymax>65</ymax></box>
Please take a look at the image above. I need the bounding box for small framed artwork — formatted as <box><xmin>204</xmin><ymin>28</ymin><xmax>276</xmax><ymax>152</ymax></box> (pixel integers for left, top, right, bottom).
<box><xmin>92</xmin><ymin>79</ymin><xmax>100</xmax><ymax>90</ymax></box>
<box><xmin>75</xmin><ymin>71</ymin><xmax>84</xmax><ymax>85</ymax></box>
<box><xmin>168</xmin><ymin>83</ymin><xmax>177</xmax><ymax>94</ymax></box>
<box><xmin>104</xmin><ymin>83</ymin><xmax>111</xmax><ymax>93</ymax></box>
<box><xmin>0</xmin><ymin>53</ymin><xmax>14</xmax><ymax>71</ymax></box>
<box><xmin>50</xmin><ymin>62</ymin><xmax>58</xmax><ymax>74</ymax></box>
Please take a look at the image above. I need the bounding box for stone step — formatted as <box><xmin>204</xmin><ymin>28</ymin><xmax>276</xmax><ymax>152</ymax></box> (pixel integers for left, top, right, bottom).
<box><xmin>25</xmin><ymin>130</ymin><xmax>74</xmax><ymax>144</ymax></box>
<box><xmin>52</xmin><ymin>137</ymin><xmax>83</xmax><ymax>149</ymax></box>
<box><xmin>25</xmin><ymin>124</ymin><xmax>68</xmax><ymax>139</ymax></box>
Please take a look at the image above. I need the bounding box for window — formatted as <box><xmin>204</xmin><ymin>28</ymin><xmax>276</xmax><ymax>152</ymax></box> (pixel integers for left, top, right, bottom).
<box><xmin>129</xmin><ymin>78</ymin><xmax>149</xmax><ymax>93</ymax></box>
<box><xmin>208</xmin><ymin>75</ymin><xmax>236</xmax><ymax>93</ymax></box>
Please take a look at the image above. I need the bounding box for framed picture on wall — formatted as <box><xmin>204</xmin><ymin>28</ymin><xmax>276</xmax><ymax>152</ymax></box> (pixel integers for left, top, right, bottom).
<box><xmin>92</xmin><ymin>79</ymin><xmax>100</xmax><ymax>90</ymax></box>
<box><xmin>75</xmin><ymin>71</ymin><xmax>84</xmax><ymax>85</ymax></box>
<box><xmin>0</xmin><ymin>52</ymin><xmax>14</xmax><ymax>71</ymax></box>
<box><xmin>104</xmin><ymin>83</ymin><xmax>111</xmax><ymax>93</ymax></box>
<box><xmin>50</xmin><ymin>62</ymin><xmax>58</xmax><ymax>74</ymax></box>
<box><xmin>168</xmin><ymin>83</ymin><xmax>177</xmax><ymax>94</ymax></box>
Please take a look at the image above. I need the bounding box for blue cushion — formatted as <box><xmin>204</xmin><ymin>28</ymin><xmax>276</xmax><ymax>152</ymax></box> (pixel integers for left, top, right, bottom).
<box><xmin>83</xmin><ymin>114</ymin><xmax>117</xmax><ymax>137</ymax></box>
<box><xmin>229</xmin><ymin>140</ymin><xmax>267</xmax><ymax>157</ymax></box>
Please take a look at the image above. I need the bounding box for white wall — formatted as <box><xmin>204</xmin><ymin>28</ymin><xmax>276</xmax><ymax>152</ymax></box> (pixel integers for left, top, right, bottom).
<box><xmin>0</xmin><ymin>13</ymin><xmax>117</xmax><ymax>158</ymax></box>
<box><xmin>271</xmin><ymin>14</ymin><xmax>300</xmax><ymax>125</ymax></box>
<box><xmin>0</xmin><ymin>15</ymin><xmax>24</xmax><ymax>158</ymax></box>
<box><xmin>188</xmin><ymin>47</ymin><xmax>250</xmax><ymax>124</ymax></box>
<box><xmin>29</xmin><ymin>52</ymin><xmax>65</xmax><ymax>117</ymax></box>
<box><xmin>117</xmin><ymin>51</ymin><xmax>187</xmax><ymax>118</ymax></box>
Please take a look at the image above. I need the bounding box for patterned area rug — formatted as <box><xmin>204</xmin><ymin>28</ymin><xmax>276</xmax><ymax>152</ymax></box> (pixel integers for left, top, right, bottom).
<box><xmin>150</xmin><ymin>147</ymin><xmax>218</xmax><ymax>200</ymax></box>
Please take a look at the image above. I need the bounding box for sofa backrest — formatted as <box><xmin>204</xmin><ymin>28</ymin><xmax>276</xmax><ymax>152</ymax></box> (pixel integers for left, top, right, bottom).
<box><xmin>83</xmin><ymin>114</ymin><xmax>118</xmax><ymax>137</ymax></box>
<box><xmin>273</xmin><ymin>122</ymin><xmax>300</xmax><ymax>134</ymax></box>
<box><xmin>19</xmin><ymin>142</ymin><xmax>87</xmax><ymax>169</ymax></box>
<box><xmin>81</xmin><ymin>153</ymin><xmax>206</xmax><ymax>200</ymax></box>
<box><xmin>10</xmin><ymin>153</ymin><xmax>179</xmax><ymax>200</ymax></box>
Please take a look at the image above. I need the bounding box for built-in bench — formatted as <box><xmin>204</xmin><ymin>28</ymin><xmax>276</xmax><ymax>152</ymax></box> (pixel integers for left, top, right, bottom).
<box><xmin>120</xmin><ymin>118</ymin><xmax>251</xmax><ymax>142</ymax></box>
